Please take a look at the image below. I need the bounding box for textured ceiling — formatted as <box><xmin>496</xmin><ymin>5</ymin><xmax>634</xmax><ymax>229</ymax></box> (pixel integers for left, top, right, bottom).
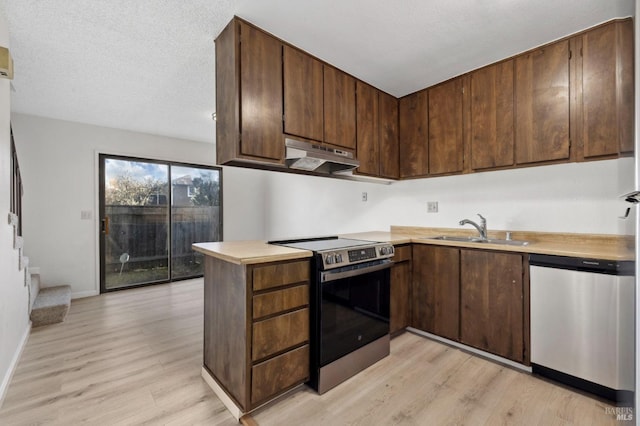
<box><xmin>0</xmin><ymin>0</ymin><xmax>634</xmax><ymax>144</ymax></box>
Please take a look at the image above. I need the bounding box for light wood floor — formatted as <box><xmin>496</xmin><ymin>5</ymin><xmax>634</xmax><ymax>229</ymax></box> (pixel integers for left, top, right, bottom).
<box><xmin>0</xmin><ymin>279</ymin><xmax>621</xmax><ymax>425</ymax></box>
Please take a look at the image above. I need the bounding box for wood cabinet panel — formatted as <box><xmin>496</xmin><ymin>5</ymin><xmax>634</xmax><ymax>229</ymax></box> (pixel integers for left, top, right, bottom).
<box><xmin>252</xmin><ymin>308</ymin><xmax>309</xmax><ymax>361</ymax></box>
<box><xmin>393</xmin><ymin>245</ymin><xmax>412</xmax><ymax>263</ymax></box>
<box><xmin>428</xmin><ymin>78</ymin><xmax>464</xmax><ymax>175</ymax></box>
<box><xmin>412</xmin><ymin>245</ymin><xmax>459</xmax><ymax>340</ymax></box>
<box><xmin>391</xmin><ymin>259</ymin><xmax>411</xmax><ymax>334</ymax></box>
<box><xmin>252</xmin><ymin>260</ymin><xmax>310</xmax><ymax>291</ymax></box>
<box><xmin>399</xmin><ymin>91</ymin><xmax>429</xmax><ymax>178</ymax></box>
<box><xmin>239</xmin><ymin>22</ymin><xmax>283</xmax><ymax>160</ymax></box>
<box><xmin>379</xmin><ymin>92</ymin><xmax>400</xmax><ymax>179</ymax></box>
<box><xmin>251</xmin><ymin>344</ymin><xmax>309</xmax><ymax>405</ymax></box>
<box><xmin>515</xmin><ymin>40</ymin><xmax>570</xmax><ymax>164</ymax></box>
<box><xmin>469</xmin><ymin>61</ymin><xmax>514</xmax><ymax>170</ymax></box>
<box><xmin>324</xmin><ymin>66</ymin><xmax>356</xmax><ymax>149</ymax></box>
<box><xmin>355</xmin><ymin>81</ymin><xmax>379</xmax><ymax>175</ymax></box>
<box><xmin>253</xmin><ymin>284</ymin><xmax>309</xmax><ymax>320</ymax></box>
<box><xmin>283</xmin><ymin>46</ymin><xmax>324</xmax><ymax>141</ymax></box>
<box><xmin>214</xmin><ymin>20</ymin><xmax>239</xmax><ymax>165</ymax></box>
<box><xmin>582</xmin><ymin>20</ymin><xmax>634</xmax><ymax>158</ymax></box>
<box><xmin>203</xmin><ymin>256</ymin><xmax>248</xmax><ymax>408</ymax></box>
<box><xmin>460</xmin><ymin>250</ymin><xmax>524</xmax><ymax>362</ymax></box>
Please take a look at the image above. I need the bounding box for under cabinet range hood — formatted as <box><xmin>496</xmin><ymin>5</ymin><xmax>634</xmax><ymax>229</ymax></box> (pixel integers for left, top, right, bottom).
<box><xmin>285</xmin><ymin>138</ymin><xmax>359</xmax><ymax>174</ymax></box>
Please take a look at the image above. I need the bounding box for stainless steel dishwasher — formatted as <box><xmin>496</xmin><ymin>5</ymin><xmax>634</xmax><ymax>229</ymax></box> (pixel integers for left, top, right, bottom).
<box><xmin>529</xmin><ymin>254</ymin><xmax>635</xmax><ymax>403</ymax></box>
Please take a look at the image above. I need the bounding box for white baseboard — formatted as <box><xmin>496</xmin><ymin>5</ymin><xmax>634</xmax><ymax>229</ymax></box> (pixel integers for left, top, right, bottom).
<box><xmin>0</xmin><ymin>321</ymin><xmax>31</xmax><ymax>409</ymax></box>
<box><xmin>71</xmin><ymin>290</ymin><xmax>99</xmax><ymax>299</ymax></box>
<box><xmin>406</xmin><ymin>328</ymin><xmax>532</xmax><ymax>373</ymax></box>
<box><xmin>201</xmin><ymin>367</ymin><xmax>243</xmax><ymax>421</ymax></box>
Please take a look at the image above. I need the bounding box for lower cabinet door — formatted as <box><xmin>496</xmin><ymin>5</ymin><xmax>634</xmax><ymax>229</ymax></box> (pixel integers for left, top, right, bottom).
<box><xmin>251</xmin><ymin>344</ymin><xmax>309</xmax><ymax>406</ymax></box>
<box><xmin>460</xmin><ymin>249</ymin><xmax>524</xmax><ymax>362</ymax></box>
<box><xmin>412</xmin><ymin>245</ymin><xmax>460</xmax><ymax>340</ymax></box>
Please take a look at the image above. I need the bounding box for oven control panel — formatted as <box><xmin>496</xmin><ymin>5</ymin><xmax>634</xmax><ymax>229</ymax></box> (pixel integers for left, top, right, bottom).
<box><xmin>321</xmin><ymin>243</ymin><xmax>395</xmax><ymax>270</ymax></box>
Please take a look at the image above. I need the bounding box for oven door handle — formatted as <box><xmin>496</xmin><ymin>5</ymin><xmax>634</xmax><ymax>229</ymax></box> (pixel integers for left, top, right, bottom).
<box><xmin>320</xmin><ymin>260</ymin><xmax>394</xmax><ymax>283</ymax></box>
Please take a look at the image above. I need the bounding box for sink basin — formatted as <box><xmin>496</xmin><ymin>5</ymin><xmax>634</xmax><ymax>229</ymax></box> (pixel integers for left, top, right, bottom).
<box><xmin>424</xmin><ymin>235</ymin><xmax>529</xmax><ymax>246</ymax></box>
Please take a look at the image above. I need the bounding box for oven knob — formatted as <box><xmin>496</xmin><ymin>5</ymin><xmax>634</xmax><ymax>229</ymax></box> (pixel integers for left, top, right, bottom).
<box><xmin>380</xmin><ymin>246</ymin><xmax>388</xmax><ymax>255</ymax></box>
<box><xmin>325</xmin><ymin>254</ymin><xmax>335</xmax><ymax>265</ymax></box>
<box><xmin>336</xmin><ymin>254</ymin><xmax>343</xmax><ymax>263</ymax></box>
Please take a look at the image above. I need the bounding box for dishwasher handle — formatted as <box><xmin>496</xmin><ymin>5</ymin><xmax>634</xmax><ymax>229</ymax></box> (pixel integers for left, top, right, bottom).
<box><xmin>529</xmin><ymin>254</ymin><xmax>634</xmax><ymax>276</ymax></box>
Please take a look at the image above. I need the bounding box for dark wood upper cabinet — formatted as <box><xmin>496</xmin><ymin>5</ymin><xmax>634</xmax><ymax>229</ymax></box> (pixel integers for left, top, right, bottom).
<box><xmin>515</xmin><ymin>40</ymin><xmax>570</xmax><ymax>164</ymax></box>
<box><xmin>239</xmin><ymin>22</ymin><xmax>283</xmax><ymax>160</ymax></box>
<box><xmin>356</xmin><ymin>84</ymin><xmax>399</xmax><ymax>178</ymax></box>
<box><xmin>399</xmin><ymin>91</ymin><xmax>429</xmax><ymax>178</ymax></box>
<box><xmin>283</xmin><ymin>45</ymin><xmax>324</xmax><ymax>142</ymax></box>
<box><xmin>581</xmin><ymin>20</ymin><xmax>634</xmax><ymax>158</ymax></box>
<box><xmin>215</xmin><ymin>19</ymin><xmax>284</xmax><ymax>164</ymax></box>
<box><xmin>428</xmin><ymin>78</ymin><xmax>464</xmax><ymax>175</ymax></box>
<box><xmin>379</xmin><ymin>92</ymin><xmax>400</xmax><ymax>179</ymax></box>
<box><xmin>460</xmin><ymin>250</ymin><xmax>524</xmax><ymax>363</ymax></box>
<box><xmin>355</xmin><ymin>81</ymin><xmax>379</xmax><ymax>175</ymax></box>
<box><xmin>468</xmin><ymin>60</ymin><xmax>515</xmax><ymax>170</ymax></box>
<box><xmin>324</xmin><ymin>66</ymin><xmax>356</xmax><ymax>149</ymax></box>
<box><xmin>412</xmin><ymin>245</ymin><xmax>460</xmax><ymax>341</ymax></box>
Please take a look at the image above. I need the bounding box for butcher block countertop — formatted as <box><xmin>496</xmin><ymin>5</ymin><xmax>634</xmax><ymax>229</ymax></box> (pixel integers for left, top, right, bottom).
<box><xmin>192</xmin><ymin>241</ymin><xmax>312</xmax><ymax>265</ymax></box>
<box><xmin>193</xmin><ymin>227</ymin><xmax>634</xmax><ymax>264</ymax></box>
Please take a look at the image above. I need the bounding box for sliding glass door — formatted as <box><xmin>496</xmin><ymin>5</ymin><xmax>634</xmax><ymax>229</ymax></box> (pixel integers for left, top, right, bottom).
<box><xmin>99</xmin><ymin>155</ymin><xmax>222</xmax><ymax>292</ymax></box>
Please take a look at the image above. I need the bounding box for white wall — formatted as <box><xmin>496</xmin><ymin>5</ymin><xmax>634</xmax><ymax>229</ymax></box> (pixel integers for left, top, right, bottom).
<box><xmin>0</xmin><ymin>13</ymin><xmax>30</xmax><ymax>406</ymax></box>
<box><xmin>263</xmin><ymin>158</ymin><xmax>635</xmax><ymax>239</ymax></box>
<box><xmin>10</xmin><ymin>113</ymin><xmax>267</xmax><ymax>298</ymax></box>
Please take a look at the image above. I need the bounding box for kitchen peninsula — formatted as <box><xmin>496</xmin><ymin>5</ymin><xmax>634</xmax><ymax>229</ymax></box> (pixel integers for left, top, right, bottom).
<box><xmin>193</xmin><ymin>226</ymin><xmax>634</xmax><ymax>419</ymax></box>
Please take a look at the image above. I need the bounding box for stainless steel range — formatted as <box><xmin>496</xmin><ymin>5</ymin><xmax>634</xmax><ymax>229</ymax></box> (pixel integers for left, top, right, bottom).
<box><xmin>269</xmin><ymin>236</ymin><xmax>394</xmax><ymax>394</ymax></box>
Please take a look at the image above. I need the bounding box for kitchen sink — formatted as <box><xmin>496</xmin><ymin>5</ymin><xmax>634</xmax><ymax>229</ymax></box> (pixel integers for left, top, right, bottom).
<box><xmin>424</xmin><ymin>235</ymin><xmax>529</xmax><ymax>246</ymax></box>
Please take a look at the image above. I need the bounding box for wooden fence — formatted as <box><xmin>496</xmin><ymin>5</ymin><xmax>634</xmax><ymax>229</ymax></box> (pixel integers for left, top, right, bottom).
<box><xmin>105</xmin><ymin>205</ymin><xmax>220</xmax><ymax>274</ymax></box>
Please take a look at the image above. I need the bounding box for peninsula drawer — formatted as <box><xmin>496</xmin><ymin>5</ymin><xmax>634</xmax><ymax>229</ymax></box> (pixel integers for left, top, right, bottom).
<box><xmin>253</xmin><ymin>284</ymin><xmax>309</xmax><ymax>320</ymax></box>
<box><xmin>393</xmin><ymin>245</ymin><xmax>412</xmax><ymax>262</ymax></box>
<box><xmin>252</xmin><ymin>308</ymin><xmax>309</xmax><ymax>361</ymax></box>
<box><xmin>251</xmin><ymin>344</ymin><xmax>310</xmax><ymax>406</ymax></box>
<box><xmin>252</xmin><ymin>260</ymin><xmax>310</xmax><ymax>291</ymax></box>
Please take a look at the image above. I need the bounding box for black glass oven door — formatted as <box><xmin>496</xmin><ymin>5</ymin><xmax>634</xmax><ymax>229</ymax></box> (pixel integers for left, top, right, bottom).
<box><xmin>319</xmin><ymin>266</ymin><xmax>390</xmax><ymax>366</ymax></box>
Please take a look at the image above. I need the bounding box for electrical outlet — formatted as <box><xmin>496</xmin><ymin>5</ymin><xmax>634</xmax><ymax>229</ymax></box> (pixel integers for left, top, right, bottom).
<box><xmin>427</xmin><ymin>201</ymin><xmax>438</xmax><ymax>213</ymax></box>
<box><xmin>362</xmin><ymin>192</ymin><xmax>368</xmax><ymax>202</ymax></box>
<box><xmin>81</xmin><ymin>210</ymin><xmax>92</xmax><ymax>220</ymax></box>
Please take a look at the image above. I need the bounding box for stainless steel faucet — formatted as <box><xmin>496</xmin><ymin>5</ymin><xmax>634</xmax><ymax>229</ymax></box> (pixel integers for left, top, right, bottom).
<box><xmin>459</xmin><ymin>214</ymin><xmax>487</xmax><ymax>240</ymax></box>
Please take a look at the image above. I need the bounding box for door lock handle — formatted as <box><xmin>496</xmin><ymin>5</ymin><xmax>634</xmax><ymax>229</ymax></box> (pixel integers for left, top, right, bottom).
<box><xmin>101</xmin><ymin>217</ymin><xmax>110</xmax><ymax>235</ymax></box>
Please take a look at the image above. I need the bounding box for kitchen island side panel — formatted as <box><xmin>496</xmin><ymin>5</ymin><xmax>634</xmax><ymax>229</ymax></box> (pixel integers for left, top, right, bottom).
<box><xmin>204</xmin><ymin>256</ymin><xmax>249</xmax><ymax>409</ymax></box>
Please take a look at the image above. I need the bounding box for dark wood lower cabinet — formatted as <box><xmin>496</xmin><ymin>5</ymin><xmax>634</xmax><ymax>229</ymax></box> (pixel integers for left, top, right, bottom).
<box><xmin>411</xmin><ymin>245</ymin><xmax>460</xmax><ymax>341</ymax></box>
<box><xmin>390</xmin><ymin>245</ymin><xmax>412</xmax><ymax>334</ymax></box>
<box><xmin>203</xmin><ymin>256</ymin><xmax>310</xmax><ymax>412</ymax></box>
<box><xmin>411</xmin><ymin>244</ymin><xmax>528</xmax><ymax>364</ymax></box>
<box><xmin>460</xmin><ymin>250</ymin><xmax>525</xmax><ymax>363</ymax></box>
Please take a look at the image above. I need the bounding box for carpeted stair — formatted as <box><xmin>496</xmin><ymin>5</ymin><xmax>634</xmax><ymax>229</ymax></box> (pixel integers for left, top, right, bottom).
<box><xmin>30</xmin><ymin>285</ymin><xmax>72</xmax><ymax>327</ymax></box>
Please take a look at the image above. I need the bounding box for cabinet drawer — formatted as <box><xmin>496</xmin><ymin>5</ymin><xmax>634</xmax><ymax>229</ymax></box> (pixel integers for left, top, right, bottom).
<box><xmin>253</xmin><ymin>284</ymin><xmax>309</xmax><ymax>320</ymax></box>
<box><xmin>252</xmin><ymin>308</ymin><xmax>309</xmax><ymax>361</ymax></box>
<box><xmin>253</xmin><ymin>260</ymin><xmax>310</xmax><ymax>291</ymax></box>
<box><xmin>394</xmin><ymin>245</ymin><xmax>412</xmax><ymax>263</ymax></box>
<box><xmin>251</xmin><ymin>344</ymin><xmax>309</xmax><ymax>406</ymax></box>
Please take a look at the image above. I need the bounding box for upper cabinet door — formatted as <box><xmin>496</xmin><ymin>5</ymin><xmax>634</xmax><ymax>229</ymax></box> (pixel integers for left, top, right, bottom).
<box><xmin>324</xmin><ymin>66</ymin><xmax>356</xmax><ymax>149</ymax></box>
<box><xmin>428</xmin><ymin>78</ymin><xmax>464</xmax><ymax>175</ymax></box>
<box><xmin>283</xmin><ymin>46</ymin><xmax>324</xmax><ymax>142</ymax></box>
<box><xmin>399</xmin><ymin>91</ymin><xmax>429</xmax><ymax>178</ymax></box>
<box><xmin>581</xmin><ymin>20</ymin><xmax>634</xmax><ymax>158</ymax></box>
<box><xmin>355</xmin><ymin>81</ymin><xmax>379</xmax><ymax>175</ymax></box>
<box><xmin>379</xmin><ymin>92</ymin><xmax>400</xmax><ymax>179</ymax></box>
<box><xmin>469</xmin><ymin>61</ymin><xmax>514</xmax><ymax>170</ymax></box>
<box><xmin>515</xmin><ymin>40</ymin><xmax>570</xmax><ymax>164</ymax></box>
<box><xmin>239</xmin><ymin>22</ymin><xmax>283</xmax><ymax>160</ymax></box>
